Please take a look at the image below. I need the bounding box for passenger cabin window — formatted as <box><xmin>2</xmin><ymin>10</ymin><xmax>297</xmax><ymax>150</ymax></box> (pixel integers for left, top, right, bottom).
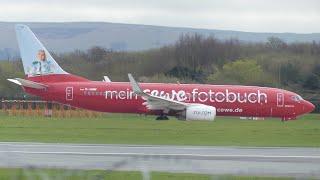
<box><xmin>83</xmin><ymin>90</ymin><xmax>106</xmax><ymax>96</ymax></box>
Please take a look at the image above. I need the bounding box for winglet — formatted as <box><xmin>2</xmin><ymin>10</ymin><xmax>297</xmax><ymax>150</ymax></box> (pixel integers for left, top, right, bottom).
<box><xmin>103</xmin><ymin>76</ymin><xmax>112</xmax><ymax>82</ymax></box>
<box><xmin>128</xmin><ymin>73</ymin><xmax>143</xmax><ymax>95</ymax></box>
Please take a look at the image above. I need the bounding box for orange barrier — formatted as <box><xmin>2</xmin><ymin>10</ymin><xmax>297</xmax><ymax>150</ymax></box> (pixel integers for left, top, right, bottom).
<box><xmin>0</xmin><ymin>100</ymin><xmax>102</xmax><ymax>118</ymax></box>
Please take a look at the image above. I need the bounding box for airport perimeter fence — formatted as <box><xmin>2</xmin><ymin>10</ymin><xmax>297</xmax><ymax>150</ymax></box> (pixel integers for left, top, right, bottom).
<box><xmin>1</xmin><ymin>142</ymin><xmax>223</xmax><ymax>180</ymax></box>
<box><xmin>0</xmin><ymin>100</ymin><xmax>103</xmax><ymax>118</ymax></box>
<box><xmin>1</xmin><ymin>152</ymin><xmax>234</xmax><ymax>180</ymax></box>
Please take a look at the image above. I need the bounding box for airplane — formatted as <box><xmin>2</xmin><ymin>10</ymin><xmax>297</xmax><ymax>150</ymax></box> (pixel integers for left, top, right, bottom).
<box><xmin>8</xmin><ymin>24</ymin><xmax>315</xmax><ymax>121</ymax></box>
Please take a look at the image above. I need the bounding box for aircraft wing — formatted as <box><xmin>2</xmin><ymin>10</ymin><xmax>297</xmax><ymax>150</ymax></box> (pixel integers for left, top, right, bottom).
<box><xmin>128</xmin><ymin>74</ymin><xmax>187</xmax><ymax>111</ymax></box>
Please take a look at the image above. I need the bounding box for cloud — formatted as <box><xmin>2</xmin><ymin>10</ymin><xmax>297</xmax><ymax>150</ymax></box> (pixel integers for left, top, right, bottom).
<box><xmin>0</xmin><ymin>0</ymin><xmax>319</xmax><ymax>33</ymax></box>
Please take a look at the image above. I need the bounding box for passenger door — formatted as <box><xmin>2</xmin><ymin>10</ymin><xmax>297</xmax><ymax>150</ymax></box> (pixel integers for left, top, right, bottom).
<box><xmin>270</xmin><ymin>92</ymin><xmax>284</xmax><ymax>117</ymax></box>
<box><xmin>277</xmin><ymin>92</ymin><xmax>284</xmax><ymax>107</ymax></box>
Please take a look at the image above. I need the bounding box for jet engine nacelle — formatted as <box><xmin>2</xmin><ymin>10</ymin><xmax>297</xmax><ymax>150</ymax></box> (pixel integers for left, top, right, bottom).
<box><xmin>179</xmin><ymin>104</ymin><xmax>216</xmax><ymax>121</ymax></box>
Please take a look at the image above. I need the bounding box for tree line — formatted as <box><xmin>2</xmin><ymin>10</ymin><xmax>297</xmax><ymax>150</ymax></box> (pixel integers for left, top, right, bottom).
<box><xmin>1</xmin><ymin>34</ymin><xmax>320</xmax><ymax>111</ymax></box>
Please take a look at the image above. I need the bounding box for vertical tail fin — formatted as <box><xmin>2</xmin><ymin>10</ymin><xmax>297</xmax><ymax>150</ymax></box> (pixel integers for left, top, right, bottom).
<box><xmin>15</xmin><ymin>24</ymin><xmax>68</xmax><ymax>77</ymax></box>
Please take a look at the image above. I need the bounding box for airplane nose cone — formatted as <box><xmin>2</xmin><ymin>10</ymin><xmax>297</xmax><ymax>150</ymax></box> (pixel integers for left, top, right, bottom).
<box><xmin>305</xmin><ymin>101</ymin><xmax>315</xmax><ymax>113</ymax></box>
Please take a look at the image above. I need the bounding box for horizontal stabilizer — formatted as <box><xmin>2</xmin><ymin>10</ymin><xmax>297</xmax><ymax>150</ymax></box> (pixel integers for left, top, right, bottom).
<box><xmin>7</xmin><ymin>78</ymin><xmax>48</xmax><ymax>89</ymax></box>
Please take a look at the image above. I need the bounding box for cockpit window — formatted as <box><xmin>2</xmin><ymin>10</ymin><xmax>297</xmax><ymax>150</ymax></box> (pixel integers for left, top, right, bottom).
<box><xmin>291</xmin><ymin>95</ymin><xmax>303</xmax><ymax>102</ymax></box>
<box><xmin>297</xmin><ymin>95</ymin><xmax>303</xmax><ymax>101</ymax></box>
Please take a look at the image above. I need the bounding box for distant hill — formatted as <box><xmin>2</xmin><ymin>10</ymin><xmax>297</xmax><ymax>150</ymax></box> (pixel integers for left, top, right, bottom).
<box><xmin>0</xmin><ymin>22</ymin><xmax>320</xmax><ymax>60</ymax></box>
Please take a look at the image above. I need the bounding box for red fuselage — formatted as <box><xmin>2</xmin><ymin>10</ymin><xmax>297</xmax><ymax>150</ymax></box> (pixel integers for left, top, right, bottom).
<box><xmin>25</xmin><ymin>74</ymin><xmax>314</xmax><ymax>120</ymax></box>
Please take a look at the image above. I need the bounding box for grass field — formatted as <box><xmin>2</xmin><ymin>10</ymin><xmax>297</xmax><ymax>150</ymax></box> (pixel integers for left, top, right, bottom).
<box><xmin>0</xmin><ymin>168</ymin><xmax>294</xmax><ymax>180</ymax></box>
<box><xmin>0</xmin><ymin>113</ymin><xmax>319</xmax><ymax>147</ymax></box>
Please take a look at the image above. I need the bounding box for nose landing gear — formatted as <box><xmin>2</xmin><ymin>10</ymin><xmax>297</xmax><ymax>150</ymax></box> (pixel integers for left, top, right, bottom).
<box><xmin>281</xmin><ymin>116</ymin><xmax>297</xmax><ymax>122</ymax></box>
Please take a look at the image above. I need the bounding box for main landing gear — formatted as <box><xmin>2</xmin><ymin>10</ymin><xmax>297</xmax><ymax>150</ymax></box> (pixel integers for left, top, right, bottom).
<box><xmin>155</xmin><ymin>110</ymin><xmax>170</xmax><ymax>120</ymax></box>
<box><xmin>156</xmin><ymin>114</ymin><xmax>169</xmax><ymax>120</ymax></box>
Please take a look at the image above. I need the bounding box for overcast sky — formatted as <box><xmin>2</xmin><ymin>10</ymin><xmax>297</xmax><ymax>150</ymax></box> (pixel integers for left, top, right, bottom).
<box><xmin>0</xmin><ymin>0</ymin><xmax>319</xmax><ymax>33</ymax></box>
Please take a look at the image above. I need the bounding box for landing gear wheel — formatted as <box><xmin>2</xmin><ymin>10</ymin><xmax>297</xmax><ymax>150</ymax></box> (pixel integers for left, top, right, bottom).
<box><xmin>156</xmin><ymin>115</ymin><xmax>169</xmax><ymax>120</ymax></box>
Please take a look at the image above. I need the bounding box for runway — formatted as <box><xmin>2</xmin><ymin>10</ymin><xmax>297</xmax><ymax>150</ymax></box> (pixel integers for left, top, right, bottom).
<box><xmin>0</xmin><ymin>142</ymin><xmax>319</xmax><ymax>178</ymax></box>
